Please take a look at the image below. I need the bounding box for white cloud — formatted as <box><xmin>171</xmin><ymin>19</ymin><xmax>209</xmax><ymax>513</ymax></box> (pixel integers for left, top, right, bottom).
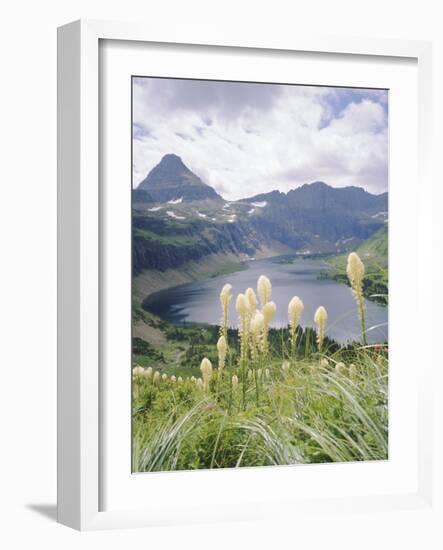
<box><xmin>133</xmin><ymin>79</ymin><xmax>388</xmax><ymax>200</ymax></box>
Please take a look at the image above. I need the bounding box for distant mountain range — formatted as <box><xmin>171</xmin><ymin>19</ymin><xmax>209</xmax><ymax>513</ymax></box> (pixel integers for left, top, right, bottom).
<box><xmin>132</xmin><ymin>154</ymin><xmax>388</xmax><ymax>274</ymax></box>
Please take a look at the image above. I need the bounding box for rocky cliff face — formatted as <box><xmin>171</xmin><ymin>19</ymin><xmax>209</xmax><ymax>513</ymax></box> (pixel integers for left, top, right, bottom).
<box><xmin>133</xmin><ymin>215</ymin><xmax>259</xmax><ymax>274</ymax></box>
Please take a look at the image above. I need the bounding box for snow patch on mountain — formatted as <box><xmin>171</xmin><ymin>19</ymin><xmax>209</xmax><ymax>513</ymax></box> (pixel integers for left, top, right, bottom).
<box><xmin>167</xmin><ymin>210</ymin><xmax>186</xmax><ymax>220</ymax></box>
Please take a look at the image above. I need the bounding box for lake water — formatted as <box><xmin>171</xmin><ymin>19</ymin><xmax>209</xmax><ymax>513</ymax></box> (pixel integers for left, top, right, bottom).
<box><xmin>143</xmin><ymin>257</ymin><xmax>388</xmax><ymax>345</ymax></box>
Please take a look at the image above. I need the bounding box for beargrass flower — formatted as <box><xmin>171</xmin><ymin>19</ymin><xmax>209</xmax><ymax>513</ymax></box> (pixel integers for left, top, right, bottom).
<box><xmin>248</xmin><ymin>309</ymin><xmax>265</xmax><ymax>405</ymax></box>
<box><xmin>153</xmin><ymin>371</ymin><xmax>160</xmax><ymax>384</ymax></box>
<box><xmin>261</xmin><ymin>301</ymin><xmax>276</xmax><ymax>353</ymax></box>
<box><xmin>288</xmin><ymin>296</ymin><xmax>304</xmax><ymax>357</ymax></box>
<box><xmin>250</xmin><ymin>311</ymin><xmax>264</xmax><ymax>335</ymax></box>
<box><xmin>132</xmin><ymin>366</ymin><xmax>144</xmax><ymax>377</ymax></box>
<box><xmin>245</xmin><ymin>287</ymin><xmax>258</xmax><ymax>314</ymax></box>
<box><xmin>257</xmin><ymin>275</ymin><xmax>272</xmax><ymax>307</ymax></box>
<box><xmin>236</xmin><ymin>292</ymin><xmax>250</xmax><ymax>409</ymax></box>
<box><xmin>236</xmin><ymin>292</ymin><xmax>249</xmax><ymax>362</ymax></box>
<box><xmin>314</xmin><ymin>306</ymin><xmax>328</xmax><ymax>352</ymax></box>
<box><xmin>219</xmin><ymin>283</ymin><xmax>232</xmax><ymax>343</ymax></box>
<box><xmin>347</xmin><ymin>252</ymin><xmax>365</xmax><ymax>292</ymax></box>
<box><xmin>235</xmin><ymin>293</ymin><xmax>248</xmax><ymax>317</ymax></box>
<box><xmin>220</xmin><ymin>283</ymin><xmax>233</xmax><ymax>310</ymax></box>
<box><xmin>346</xmin><ymin>252</ymin><xmax>367</xmax><ymax>345</ymax></box>
<box><xmin>232</xmin><ymin>374</ymin><xmax>239</xmax><ymax>390</ymax></box>
<box><xmin>263</xmin><ymin>301</ymin><xmax>276</xmax><ymax>324</ymax></box>
<box><xmin>217</xmin><ymin>335</ymin><xmax>227</xmax><ymax>371</ymax></box>
<box><xmin>200</xmin><ymin>357</ymin><xmax>213</xmax><ymax>391</ymax></box>
<box><xmin>249</xmin><ymin>310</ymin><xmax>264</xmax><ymax>360</ymax></box>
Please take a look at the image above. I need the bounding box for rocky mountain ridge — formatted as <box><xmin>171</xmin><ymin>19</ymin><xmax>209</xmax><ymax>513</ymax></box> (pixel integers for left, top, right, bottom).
<box><xmin>133</xmin><ymin>155</ymin><xmax>388</xmax><ymax>274</ymax></box>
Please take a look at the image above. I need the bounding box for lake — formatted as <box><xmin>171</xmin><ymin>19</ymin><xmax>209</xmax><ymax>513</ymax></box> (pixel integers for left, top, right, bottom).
<box><xmin>143</xmin><ymin>257</ymin><xmax>388</xmax><ymax>345</ymax></box>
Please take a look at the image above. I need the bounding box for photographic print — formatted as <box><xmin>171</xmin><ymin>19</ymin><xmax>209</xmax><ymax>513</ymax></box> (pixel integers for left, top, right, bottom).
<box><xmin>131</xmin><ymin>77</ymin><xmax>388</xmax><ymax>472</ymax></box>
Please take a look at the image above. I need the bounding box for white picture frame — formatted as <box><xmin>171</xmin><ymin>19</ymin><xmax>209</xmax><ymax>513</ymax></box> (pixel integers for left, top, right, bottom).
<box><xmin>57</xmin><ymin>19</ymin><xmax>435</xmax><ymax>531</ymax></box>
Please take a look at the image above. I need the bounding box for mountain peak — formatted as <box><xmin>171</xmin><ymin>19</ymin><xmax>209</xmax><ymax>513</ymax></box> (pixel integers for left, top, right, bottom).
<box><xmin>159</xmin><ymin>153</ymin><xmax>186</xmax><ymax>166</ymax></box>
<box><xmin>138</xmin><ymin>154</ymin><xmax>222</xmax><ymax>202</ymax></box>
<box><xmin>305</xmin><ymin>181</ymin><xmax>330</xmax><ymax>189</ymax></box>
<box><xmin>147</xmin><ymin>153</ymin><xmax>192</xmax><ymax>185</ymax></box>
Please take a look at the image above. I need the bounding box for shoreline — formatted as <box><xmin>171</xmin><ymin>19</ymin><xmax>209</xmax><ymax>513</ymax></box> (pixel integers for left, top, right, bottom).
<box><xmin>133</xmin><ymin>245</ymin><xmax>292</xmax><ymax>308</ymax></box>
<box><xmin>133</xmin><ymin>253</ymin><xmax>248</xmax><ymax>308</ymax></box>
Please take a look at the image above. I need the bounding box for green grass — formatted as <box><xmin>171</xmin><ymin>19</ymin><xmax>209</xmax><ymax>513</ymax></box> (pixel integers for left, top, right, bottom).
<box><xmin>328</xmin><ymin>226</ymin><xmax>388</xmax><ymax>271</ymax></box>
<box><xmin>133</xmin><ymin>227</ymin><xmax>198</xmax><ymax>246</ymax></box>
<box><xmin>132</xmin><ymin>346</ymin><xmax>388</xmax><ymax>471</ymax></box>
<box><xmin>208</xmin><ymin>260</ymin><xmax>248</xmax><ymax>278</ymax></box>
<box><xmin>132</xmin><ymin>251</ymin><xmax>388</xmax><ymax>472</ymax></box>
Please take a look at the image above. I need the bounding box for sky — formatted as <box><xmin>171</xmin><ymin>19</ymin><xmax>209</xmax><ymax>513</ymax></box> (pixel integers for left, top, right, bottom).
<box><xmin>132</xmin><ymin>77</ymin><xmax>388</xmax><ymax>201</ymax></box>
